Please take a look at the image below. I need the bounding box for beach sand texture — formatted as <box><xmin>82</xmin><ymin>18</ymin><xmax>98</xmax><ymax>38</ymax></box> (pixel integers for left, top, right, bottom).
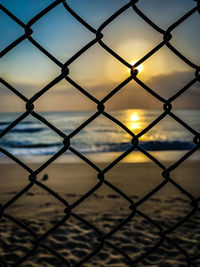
<box><xmin>0</xmin><ymin>162</ymin><xmax>200</xmax><ymax>266</ymax></box>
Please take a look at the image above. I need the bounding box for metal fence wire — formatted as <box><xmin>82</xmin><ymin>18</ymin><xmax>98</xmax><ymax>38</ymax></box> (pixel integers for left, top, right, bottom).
<box><xmin>0</xmin><ymin>0</ymin><xmax>200</xmax><ymax>266</ymax></box>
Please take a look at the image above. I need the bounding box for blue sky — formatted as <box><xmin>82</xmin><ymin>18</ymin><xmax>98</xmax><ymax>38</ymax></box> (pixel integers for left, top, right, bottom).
<box><xmin>0</xmin><ymin>0</ymin><xmax>199</xmax><ymax>111</ymax></box>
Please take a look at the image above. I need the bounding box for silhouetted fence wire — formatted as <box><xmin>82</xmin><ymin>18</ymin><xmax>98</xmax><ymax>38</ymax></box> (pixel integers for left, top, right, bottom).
<box><xmin>0</xmin><ymin>0</ymin><xmax>200</xmax><ymax>266</ymax></box>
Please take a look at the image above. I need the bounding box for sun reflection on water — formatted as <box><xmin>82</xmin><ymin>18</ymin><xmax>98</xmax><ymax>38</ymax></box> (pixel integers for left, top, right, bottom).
<box><xmin>128</xmin><ymin>112</ymin><xmax>141</xmax><ymax>131</ymax></box>
<box><xmin>131</xmin><ymin>113</ymin><xmax>139</xmax><ymax>122</ymax></box>
<box><xmin>124</xmin><ymin>110</ymin><xmax>148</xmax><ymax>142</ymax></box>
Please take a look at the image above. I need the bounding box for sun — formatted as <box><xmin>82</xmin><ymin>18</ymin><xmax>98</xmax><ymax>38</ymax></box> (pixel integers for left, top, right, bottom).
<box><xmin>130</xmin><ymin>61</ymin><xmax>143</xmax><ymax>74</ymax></box>
<box><xmin>131</xmin><ymin>113</ymin><xmax>139</xmax><ymax>122</ymax></box>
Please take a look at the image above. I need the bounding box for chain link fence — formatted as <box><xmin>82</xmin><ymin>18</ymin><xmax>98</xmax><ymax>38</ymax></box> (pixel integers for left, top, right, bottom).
<box><xmin>0</xmin><ymin>0</ymin><xmax>200</xmax><ymax>266</ymax></box>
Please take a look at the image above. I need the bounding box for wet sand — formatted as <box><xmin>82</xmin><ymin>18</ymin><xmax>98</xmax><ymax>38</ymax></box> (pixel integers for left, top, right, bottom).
<box><xmin>0</xmin><ymin>162</ymin><xmax>200</xmax><ymax>266</ymax></box>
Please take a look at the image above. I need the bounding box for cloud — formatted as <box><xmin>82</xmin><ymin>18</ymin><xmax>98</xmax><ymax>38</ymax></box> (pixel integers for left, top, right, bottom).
<box><xmin>145</xmin><ymin>71</ymin><xmax>200</xmax><ymax>108</ymax></box>
<box><xmin>147</xmin><ymin>71</ymin><xmax>200</xmax><ymax>93</ymax></box>
<box><xmin>0</xmin><ymin>70</ymin><xmax>200</xmax><ymax>111</ymax></box>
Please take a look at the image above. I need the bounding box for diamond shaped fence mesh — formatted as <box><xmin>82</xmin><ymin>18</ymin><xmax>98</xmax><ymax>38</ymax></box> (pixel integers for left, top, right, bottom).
<box><xmin>0</xmin><ymin>0</ymin><xmax>200</xmax><ymax>266</ymax></box>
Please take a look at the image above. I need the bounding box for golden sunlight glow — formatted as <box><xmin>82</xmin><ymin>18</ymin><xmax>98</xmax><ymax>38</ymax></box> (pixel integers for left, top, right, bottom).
<box><xmin>105</xmin><ymin>40</ymin><xmax>186</xmax><ymax>84</ymax></box>
<box><xmin>129</xmin><ymin>112</ymin><xmax>141</xmax><ymax>130</ymax></box>
<box><xmin>130</xmin><ymin>61</ymin><xmax>143</xmax><ymax>74</ymax></box>
<box><xmin>131</xmin><ymin>113</ymin><xmax>139</xmax><ymax>122</ymax></box>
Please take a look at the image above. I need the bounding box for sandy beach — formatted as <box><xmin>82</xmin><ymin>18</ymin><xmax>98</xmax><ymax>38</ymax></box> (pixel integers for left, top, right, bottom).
<box><xmin>0</xmin><ymin>161</ymin><xmax>200</xmax><ymax>266</ymax></box>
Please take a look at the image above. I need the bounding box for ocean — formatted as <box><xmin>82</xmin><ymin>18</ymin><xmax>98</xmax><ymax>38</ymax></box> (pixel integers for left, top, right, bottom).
<box><xmin>0</xmin><ymin>109</ymin><xmax>200</xmax><ymax>163</ymax></box>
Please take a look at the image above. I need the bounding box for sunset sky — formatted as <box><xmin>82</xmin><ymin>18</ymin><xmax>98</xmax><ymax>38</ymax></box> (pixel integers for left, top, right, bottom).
<box><xmin>0</xmin><ymin>0</ymin><xmax>199</xmax><ymax>112</ymax></box>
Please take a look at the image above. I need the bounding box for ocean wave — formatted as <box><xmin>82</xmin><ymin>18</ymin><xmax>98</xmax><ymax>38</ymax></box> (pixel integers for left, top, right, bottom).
<box><xmin>6</xmin><ymin>127</ymin><xmax>44</xmax><ymax>133</ymax></box>
<box><xmin>0</xmin><ymin>121</ymin><xmax>35</xmax><ymax>126</ymax></box>
<box><xmin>140</xmin><ymin>141</ymin><xmax>194</xmax><ymax>151</ymax></box>
<box><xmin>0</xmin><ymin>121</ymin><xmax>44</xmax><ymax>134</ymax></box>
<box><xmin>0</xmin><ymin>141</ymin><xmax>62</xmax><ymax>149</ymax></box>
<box><xmin>0</xmin><ymin>140</ymin><xmax>196</xmax><ymax>156</ymax></box>
<box><xmin>0</xmin><ymin>122</ymin><xmax>12</xmax><ymax>126</ymax></box>
<box><xmin>94</xmin><ymin>141</ymin><xmax>195</xmax><ymax>152</ymax></box>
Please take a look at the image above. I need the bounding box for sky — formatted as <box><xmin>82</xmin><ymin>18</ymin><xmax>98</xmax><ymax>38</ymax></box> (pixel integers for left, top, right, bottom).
<box><xmin>0</xmin><ymin>0</ymin><xmax>199</xmax><ymax>112</ymax></box>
